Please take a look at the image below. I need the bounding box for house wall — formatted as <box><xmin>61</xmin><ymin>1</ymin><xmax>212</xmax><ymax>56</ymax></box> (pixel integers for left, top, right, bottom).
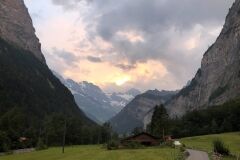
<box><xmin>122</xmin><ymin>134</ymin><xmax>160</xmax><ymax>146</ymax></box>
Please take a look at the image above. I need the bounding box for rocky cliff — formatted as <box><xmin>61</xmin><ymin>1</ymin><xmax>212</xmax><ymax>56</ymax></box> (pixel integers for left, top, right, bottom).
<box><xmin>0</xmin><ymin>0</ymin><xmax>45</xmax><ymax>62</ymax></box>
<box><xmin>166</xmin><ymin>0</ymin><xmax>240</xmax><ymax>116</ymax></box>
<box><xmin>109</xmin><ymin>90</ymin><xmax>177</xmax><ymax>133</ymax></box>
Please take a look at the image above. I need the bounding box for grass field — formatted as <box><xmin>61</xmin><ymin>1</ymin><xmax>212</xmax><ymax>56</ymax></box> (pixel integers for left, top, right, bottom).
<box><xmin>1</xmin><ymin>132</ymin><xmax>239</xmax><ymax>160</ymax></box>
<box><xmin>181</xmin><ymin>132</ymin><xmax>240</xmax><ymax>159</ymax></box>
<box><xmin>0</xmin><ymin>145</ymin><xmax>180</xmax><ymax>160</ymax></box>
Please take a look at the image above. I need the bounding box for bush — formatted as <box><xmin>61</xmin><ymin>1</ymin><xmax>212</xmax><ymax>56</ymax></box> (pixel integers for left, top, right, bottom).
<box><xmin>36</xmin><ymin>138</ymin><xmax>47</xmax><ymax>151</ymax></box>
<box><xmin>213</xmin><ymin>139</ymin><xmax>230</xmax><ymax>156</ymax></box>
<box><xmin>125</xmin><ymin>141</ymin><xmax>144</xmax><ymax>149</ymax></box>
<box><xmin>0</xmin><ymin>131</ymin><xmax>10</xmax><ymax>152</ymax></box>
<box><xmin>107</xmin><ymin>140</ymin><xmax>119</xmax><ymax>150</ymax></box>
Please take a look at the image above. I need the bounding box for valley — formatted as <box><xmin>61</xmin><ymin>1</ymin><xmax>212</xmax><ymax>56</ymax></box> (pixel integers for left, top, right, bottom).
<box><xmin>0</xmin><ymin>0</ymin><xmax>239</xmax><ymax>159</ymax></box>
<box><xmin>1</xmin><ymin>132</ymin><xmax>239</xmax><ymax>160</ymax></box>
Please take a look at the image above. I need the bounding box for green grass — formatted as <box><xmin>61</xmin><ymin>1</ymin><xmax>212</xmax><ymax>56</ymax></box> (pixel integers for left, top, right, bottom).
<box><xmin>180</xmin><ymin>132</ymin><xmax>240</xmax><ymax>159</ymax></box>
<box><xmin>0</xmin><ymin>145</ymin><xmax>180</xmax><ymax>160</ymax></box>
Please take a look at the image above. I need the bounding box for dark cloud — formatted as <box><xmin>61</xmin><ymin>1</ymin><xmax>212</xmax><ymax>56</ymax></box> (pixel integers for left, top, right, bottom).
<box><xmin>89</xmin><ymin>0</ymin><xmax>234</xmax><ymax>85</ymax></box>
<box><xmin>114</xmin><ymin>63</ymin><xmax>136</xmax><ymax>71</ymax></box>
<box><xmin>51</xmin><ymin>0</ymin><xmax>234</xmax><ymax>88</ymax></box>
<box><xmin>87</xmin><ymin>56</ymin><xmax>102</xmax><ymax>63</ymax></box>
<box><xmin>52</xmin><ymin>48</ymin><xmax>78</xmax><ymax>66</ymax></box>
<box><xmin>51</xmin><ymin>0</ymin><xmax>91</xmax><ymax>10</ymax></box>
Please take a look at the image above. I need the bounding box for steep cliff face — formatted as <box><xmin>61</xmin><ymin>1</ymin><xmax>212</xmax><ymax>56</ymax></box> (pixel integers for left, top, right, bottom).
<box><xmin>0</xmin><ymin>0</ymin><xmax>96</xmax><ymax>147</ymax></box>
<box><xmin>109</xmin><ymin>90</ymin><xmax>177</xmax><ymax>133</ymax></box>
<box><xmin>0</xmin><ymin>0</ymin><xmax>45</xmax><ymax>62</ymax></box>
<box><xmin>167</xmin><ymin>0</ymin><xmax>240</xmax><ymax>116</ymax></box>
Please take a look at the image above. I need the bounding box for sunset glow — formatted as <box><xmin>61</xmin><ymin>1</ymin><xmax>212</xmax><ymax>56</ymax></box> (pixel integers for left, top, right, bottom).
<box><xmin>24</xmin><ymin>0</ymin><xmax>232</xmax><ymax>92</ymax></box>
<box><xmin>115</xmin><ymin>76</ymin><xmax>131</xmax><ymax>86</ymax></box>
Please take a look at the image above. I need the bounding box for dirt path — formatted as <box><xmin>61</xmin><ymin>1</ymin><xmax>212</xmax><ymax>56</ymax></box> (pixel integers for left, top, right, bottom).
<box><xmin>186</xmin><ymin>149</ymin><xmax>209</xmax><ymax>160</ymax></box>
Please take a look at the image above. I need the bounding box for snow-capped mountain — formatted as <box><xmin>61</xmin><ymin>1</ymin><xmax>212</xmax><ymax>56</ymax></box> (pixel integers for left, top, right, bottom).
<box><xmin>53</xmin><ymin>71</ymin><xmax>141</xmax><ymax>123</ymax></box>
<box><xmin>108</xmin><ymin>88</ymin><xmax>141</xmax><ymax>113</ymax></box>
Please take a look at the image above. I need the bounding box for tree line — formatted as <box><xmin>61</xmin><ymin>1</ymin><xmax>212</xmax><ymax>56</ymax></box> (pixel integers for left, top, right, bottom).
<box><xmin>148</xmin><ymin>98</ymin><xmax>240</xmax><ymax>138</ymax></box>
<box><xmin>0</xmin><ymin>110</ymin><xmax>114</xmax><ymax>152</ymax></box>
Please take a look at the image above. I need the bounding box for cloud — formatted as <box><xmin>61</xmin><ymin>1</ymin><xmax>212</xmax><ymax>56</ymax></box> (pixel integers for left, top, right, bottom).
<box><xmin>52</xmin><ymin>48</ymin><xmax>79</xmax><ymax>66</ymax></box>
<box><xmin>87</xmin><ymin>56</ymin><xmax>102</xmax><ymax>63</ymax></box>
<box><xmin>114</xmin><ymin>63</ymin><xmax>136</xmax><ymax>71</ymax></box>
<box><xmin>85</xmin><ymin>0</ymin><xmax>233</xmax><ymax>87</ymax></box>
<box><xmin>51</xmin><ymin>0</ymin><xmax>94</xmax><ymax>11</ymax></box>
<box><xmin>51</xmin><ymin>0</ymin><xmax>83</xmax><ymax>10</ymax></box>
<box><xmin>36</xmin><ymin>0</ymin><xmax>234</xmax><ymax>92</ymax></box>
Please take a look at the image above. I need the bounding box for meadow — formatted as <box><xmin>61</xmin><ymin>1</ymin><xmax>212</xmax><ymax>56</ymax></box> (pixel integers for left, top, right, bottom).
<box><xmin>181</xmin><ymin>132</ymin><xmax>240</xmax><ymax>159</ymax></box>
<box><xmin>0</xmin><ymin>145</ymin><xmax>180</xmax><ymax>160</ymax></box>
<box><xmin>1</xmin><ymin>132</ymin><xmax>239</xmax><ymax>160</ymax></box>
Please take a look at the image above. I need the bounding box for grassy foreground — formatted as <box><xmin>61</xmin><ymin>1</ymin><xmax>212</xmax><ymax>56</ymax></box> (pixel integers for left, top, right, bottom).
<box><xmin>0</xmin><ymin>145</ymin><xmax>180</xmax><ymax>160</ymax></box>
<box><xmin>181</xmin><ymin>132</ymin><xmax>240</xmax><ymax>158</ymax></box>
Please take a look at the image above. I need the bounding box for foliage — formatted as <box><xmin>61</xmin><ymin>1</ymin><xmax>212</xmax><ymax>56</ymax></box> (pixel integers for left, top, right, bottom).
<box><xmin>181</xmin><ymin>132</ymin><xmax>240</xmax><ymax>158</ymax></box>
<box><xmin>150</xmin><ymin>104</ymin><xmax>170</xmax><ymax>137</ymax></box>
<box><xmin>36</xmin><ymin>138</ymin><xmax>47</xmax><ymax>151</ymax></box>
<box><xmin>107</xmin><ymin>140</ymin><xmax>119</xmax><ymax>150</ymax></box>
<box><xmin>174</xmin><ymin>150</ymin><xmax>185</xmax><ymax>160</ymax></box>
<box><xmin>132</xmin><ymin>127</ymin><xmax>143</xmax><ymax>135</ymax></box>
<box><xmin>0</xmin><ymin>131</ymin><xmax>10</xmax><ymax>152</ymax></box>
<box><xmin>125</xmin><ymin>141</ymin><xmax>144</xmax><ymax>149</ymax></box>
<box><xmin>213</xmin><ymin>139</ymin><xmax>230</xmax><ymax>156</ymax></box>
<box><xmin>170</xmin><ymin>98</ymin><xmax>240</xmax><ymax>138</ymax></box>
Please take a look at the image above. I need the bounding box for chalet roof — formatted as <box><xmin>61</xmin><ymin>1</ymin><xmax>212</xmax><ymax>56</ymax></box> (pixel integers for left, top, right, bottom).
<box><xmin>121</xmin><ymin>132</ymin><xmax>160</xmax><ymax>141</ymax></box>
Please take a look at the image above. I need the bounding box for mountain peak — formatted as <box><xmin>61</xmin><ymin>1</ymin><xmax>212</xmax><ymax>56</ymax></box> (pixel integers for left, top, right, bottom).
<box><xmin>0</xmin><ymin>0</ymin><xmax>45</xmax><ymax>62</ymax></box>
<box><xmin>126</xmin><ymin>88</ymin><xmax>141</xmax><ymax>96</ymax></box>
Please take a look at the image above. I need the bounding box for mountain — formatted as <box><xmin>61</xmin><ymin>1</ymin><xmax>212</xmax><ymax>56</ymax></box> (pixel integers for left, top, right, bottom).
<box><xmin>0</xmin><ymin>0</ymin><xmax>97</xmax><ymax>149</ymax></box>
<box><xmin>109</xmin><ymin>89</ymin><xmax>177</xmax><ymax>134</ymax></box>
<box><xmin>108</xmin><ymin>88</ymin><xmax>141</xmax><ymax>113</ymax></box>
<box><xmin>0</xmin><ymin>0</ymin><xmax>45</xmax><ymax>62</ymax></box>
<box><xmin>53</xmin><ymin>72</ymin><xmax>141</xmax><ymax>123</ymax></box>
<box><xmin>163</xmin><ymin>0</ymin><xmax>240</xmax><ymax>117</ymax></box>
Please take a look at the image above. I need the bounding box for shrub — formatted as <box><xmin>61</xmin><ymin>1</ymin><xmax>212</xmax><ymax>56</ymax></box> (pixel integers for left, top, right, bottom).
<box><xmin>36</xmin><ymin>138</ymin><xmax>47</xmax><ymax>151</ymax></box>
<box><xmin>125</xmin><ymin>141</ymin><xmax>144</xmax><ymax>149</ymax></box>
<box><xmin>213</xmin><ymin>139</ymin><xmax>230</xmax><ymax>156</ymax></box>
<box><xmin>0</xmin><ymin>131</ymin><xmax>10</xmax><ymax>152</ymax></box>
<box><xmin>107</xmin><ymin>140</ymin><xmax>119</xmax><ymax>150</ymax></box>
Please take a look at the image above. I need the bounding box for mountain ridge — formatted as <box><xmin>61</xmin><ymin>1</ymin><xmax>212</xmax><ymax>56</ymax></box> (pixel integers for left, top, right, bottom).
<box><xmin>0</xmin><ymin>0</ymin><xmax>45</xmax><ymax>62</ymax></box>
<box><xmin>53</xmin><ymin>71</ymin><xmax>141</xmax><ymax>123</ymax></box>
<box><xmin>109</xmin><ymin>89</ymin><xmax>177</xmax><ymax>133</ymax></box>
<box><xmin>160</xmin><ymin>0</ymin><xmax>240</xmax><ymax>118</ymax></box>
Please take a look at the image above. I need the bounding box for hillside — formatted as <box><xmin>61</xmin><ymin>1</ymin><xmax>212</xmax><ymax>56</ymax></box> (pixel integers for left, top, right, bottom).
<box><xmin>0</xmin><ymin>0</ymin><xmax>99</xmax><ymax>150</ymax></box>
<box><xmin>109</xmin><ymin>90</ymin><xmax>177</xmax><ymax>134</ymax></box>
<box><xmin>164</xmin><ymin>0</ymin><xmax>240</xmax><ymax>117</ymax></box>
<box><xmin>0</xmin><ymin>0</ymin><xmax>45</xmax><ymax>62</ymax></box>
<box><xmin>53</xmin><ymin>72</ymin><xmax>141</xmax><ymax>123</ymax></box>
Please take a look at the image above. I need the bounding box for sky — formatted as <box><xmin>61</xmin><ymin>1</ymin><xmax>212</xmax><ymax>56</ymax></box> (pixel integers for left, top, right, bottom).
<box><xmin>24</xmin><ymin>0</ymin><xmax>234</xmax><ymax>93</ymax></box>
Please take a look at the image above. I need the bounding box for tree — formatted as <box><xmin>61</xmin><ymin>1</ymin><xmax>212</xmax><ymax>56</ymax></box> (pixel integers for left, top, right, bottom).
<box><xmin>220</xmin><ymin>119</ymin><xmax>232</xmax><ymax>133</ymax></box>
<box><xmin>211</xmin><ymin>119</ymin><xmax>218</xmax><ymax>134</ymax></box>
<box><xmin>132</xmin><ymin>127</ymin><xmax>143</xmax><ymax>135</ymax></box>
<box><xmin>150</xmin><ymin>105</ymin><xmax>170</xmax><ymax>137</ymax></box>
<box><xmin>0</xmin><ymin>131</ymin><xmax>10</xmax><ymax>152</ymax></box>
<box><xmin>101</xmin><ymin>123</ymin><xmax>112</xmax><ymax>143</ymax></box>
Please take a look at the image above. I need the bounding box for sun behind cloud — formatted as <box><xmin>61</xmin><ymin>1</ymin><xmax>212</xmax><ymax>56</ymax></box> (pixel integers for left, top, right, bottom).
<box><xmin>115</xmin><ymin>76</ymin><xmax>131</xmax><ymax>86</ymax></box>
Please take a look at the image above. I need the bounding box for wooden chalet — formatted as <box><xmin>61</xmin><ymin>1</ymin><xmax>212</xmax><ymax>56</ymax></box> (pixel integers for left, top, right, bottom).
<box><xmin>121</xmin><ymin>132</ymin><xmax>160</xmax><ymax>146</ymax></box>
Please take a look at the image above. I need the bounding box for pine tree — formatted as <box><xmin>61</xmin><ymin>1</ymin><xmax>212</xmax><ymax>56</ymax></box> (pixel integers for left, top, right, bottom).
<box><xmin>211</xmin><ymin>119</ymin><xmax>218</xmax><ymax>134</ymax></box>
<box><xmin>150</xmin><ymin>105</ymin><xmax>170</xmax><ymax>137</ymax></box>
